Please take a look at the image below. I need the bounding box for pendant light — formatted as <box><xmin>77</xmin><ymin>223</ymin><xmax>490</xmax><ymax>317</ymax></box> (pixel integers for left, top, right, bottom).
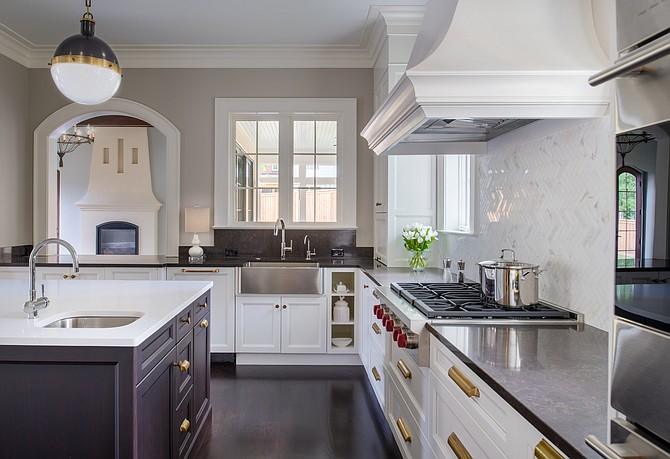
<box><xmin>49</xmin><ymin>0</ymin><xmax>122</xmax><ymax>105</ymax></box>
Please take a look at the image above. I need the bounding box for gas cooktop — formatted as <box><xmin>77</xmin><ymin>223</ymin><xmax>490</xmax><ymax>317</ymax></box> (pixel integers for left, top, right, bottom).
<box><xmin>390</xmin><ymin>282</ymin><xmax>576</xmax><ymax>321</ymax></box>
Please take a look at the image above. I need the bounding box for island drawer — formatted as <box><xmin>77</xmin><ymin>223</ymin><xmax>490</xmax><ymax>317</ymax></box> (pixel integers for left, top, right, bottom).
<box><xmin>430</xmin><ymin>335</ymin><xmax>514</xmax><ymax>457</ymax></box>
<box><xmin>175</xmin><ymin>331</ymin><xmax>194</xmax><ymax>408</ymax></box>
<box><xmin>193</xmin><ymin>291</ymin><xmax>211</xmax><ymax>322</ymax></box>
<box><xmin>136</xmin><ymin>318</ymin><xmax>177</xmax><ymax>382</ymax></box>
<box><xmin>176</xmin><ymin>303</ymin><xmax>195</xmax><ymax>342</ymax></box>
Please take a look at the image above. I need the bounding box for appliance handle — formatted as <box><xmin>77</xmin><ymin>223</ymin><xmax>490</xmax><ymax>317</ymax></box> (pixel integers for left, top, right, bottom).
<box><xmin>584</xmin><ymin>435</ymin><xmax>624</xmax><ymax>459</ymax></box>
<box><xmin>589</xmin><ymin>33</ymin><xmax>670</xmax><ymax>86</ymax></box>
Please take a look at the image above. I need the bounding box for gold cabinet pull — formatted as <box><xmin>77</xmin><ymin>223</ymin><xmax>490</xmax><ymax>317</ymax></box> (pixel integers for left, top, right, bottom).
<box><xmin>363</xmin><ymin>284</ymin><xmax>369</xmax><ymax>289</ymax></box>
<box><xmin>71</xmin><ymin>274</ymin><xmax>76</xmax><ymax>279</ymax></box>
<box><xmin>396</xmin><ymin>418</ymin><xmax>411</xmax><ymax>443</ymax></box>
<box><xmin>282</xmin><ymin>304</ymin><xmax>287</xmax><ymax>309</ymax></box>
<box><xmin>371</xmin><ymin>366</ymin><xmax>381</xmax><ymax>381</ymax></box>
<box><xmin>373</xmin><ymin>291</ymin><xmax>379</xmax><ymax>299</ymax></box>
<box><xmin>181</xmin><ymin>268</ymin><xmax>220</xmax><ymax>273</ymax></box>
<box><xmin>275</xmin><ymin>304</ymin><xmax>280</xmax><ymax>309</ymax></box>
<box><xmin>397</xmin><ymin>359</ymin><xmax>412</xmax><ymax>379</ymax></box>
<box><xmin>198</xmin><ymin>301</ymin><xmax>208</xmax><ymax>309</ymax></box>
<box><xmin>448</xmin><ymin>432</ymin><xmax>472</xmax><ymax>459</ymax></box>
<box><xmin>62</xmin><ymin>274</ymin><xmax>68</xmax><ymax>279</ymax></box>
<box><xmin>175</xmin><ymin>360</ymin><xmax>190</xmax><ymax>372</ymax></box>
<box><xmin>179</xmin><ymin>418</ymin><xmax>191</xmax><ymax>432</ymax></box>
<box><xmin>180</xmin><ymin>316</ymin><xmax>191</xmax><ymax>324</ymax></box>
<box><xmin>372</xmin><ymin>323</ymin><xmax>382</xmax><ymax>335</ymax></box>
<box><xmin>534</xmin><ymin>439</ymin><xmax>564</xmax><ymax>459</ymax></box>
<box><xmin>200</xmin><ymin>319</ymin><xmax>209</xmax><ymax>328</ymax></box>
<box><xmin>448</xmin><ymin>366</ymin><xmax>480</xmax><ymax>398</ymax></box>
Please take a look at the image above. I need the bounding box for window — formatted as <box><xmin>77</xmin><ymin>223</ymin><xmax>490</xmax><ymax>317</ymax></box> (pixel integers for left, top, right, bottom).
<box><xmin>214</xmin><ymin>99</ymin><xmax>356</xmax><ymax>228</ymax></box>
<box><xmin>437</xmin><ymin>154</ymin><xmax>476</xmax><ymax>234</ymax></box>
<box><xmin>617</xmin><ymin>166</ymin><xmax>643</xmax><ymax>268</ymax></box>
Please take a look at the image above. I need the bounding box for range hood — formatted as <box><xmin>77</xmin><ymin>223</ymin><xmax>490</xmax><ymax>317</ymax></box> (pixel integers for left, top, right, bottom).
<box><xmin>361</xmin><ymin>0</ymin><xmax>610</xmax><ymax>155</ymax></box>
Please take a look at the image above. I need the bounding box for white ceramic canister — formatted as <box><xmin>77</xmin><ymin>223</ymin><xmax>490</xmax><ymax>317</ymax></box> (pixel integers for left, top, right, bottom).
<box><xmin>333</xmin><ymin>298</ymin><xmax>350</xmax><ymax>323</ymax></box>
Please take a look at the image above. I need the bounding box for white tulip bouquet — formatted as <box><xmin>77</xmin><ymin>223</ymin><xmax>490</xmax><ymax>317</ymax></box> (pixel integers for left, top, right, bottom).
<box><xmin>402</xmin><ymin>223</ymin><xmax>438</xmax><ymax>270</ymax></box>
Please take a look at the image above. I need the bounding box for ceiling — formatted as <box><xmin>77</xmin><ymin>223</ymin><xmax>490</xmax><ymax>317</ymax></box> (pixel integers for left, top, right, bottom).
<box><xmin>0</xmin><ymin>0</ymin><xmax>426</xmax><ymax>68</ymax></box>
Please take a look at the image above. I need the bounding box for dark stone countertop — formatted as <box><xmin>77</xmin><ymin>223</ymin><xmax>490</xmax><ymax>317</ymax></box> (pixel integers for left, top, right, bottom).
<box><xmin>426</xmin><ymin>323</ymin><xmax>609</xmax><ymax>459</ymax></box>
<box><xmin>617</xmin><ymin>258</ymin><xmax>670</xmax><ymax>271</ymax></box>
<box><xmin>615</xmin><ymin>283</ymin><xmax>670</xmax><ymax>332</ymax></box>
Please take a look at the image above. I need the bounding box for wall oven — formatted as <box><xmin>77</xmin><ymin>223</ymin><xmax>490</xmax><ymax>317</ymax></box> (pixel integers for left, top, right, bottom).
<box><xmin>587</xmin><ymin>1</ymin><xmax>670</xmax><ymax>457</ymax></box>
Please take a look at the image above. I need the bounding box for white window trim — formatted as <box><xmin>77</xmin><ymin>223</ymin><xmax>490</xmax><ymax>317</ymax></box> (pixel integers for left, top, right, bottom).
<box><xmin>214</xmin><ymin>98</ymin><xmax>357</xmax><ymax>229</ymax></box>
<box><xmin>437</xmin><ymin>154</ymin><xmax>477</xmax><ymax>236</ymax></box>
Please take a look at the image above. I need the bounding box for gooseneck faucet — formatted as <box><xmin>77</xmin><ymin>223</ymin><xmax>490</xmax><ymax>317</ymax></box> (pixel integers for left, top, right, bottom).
<box><xmin>273</xmin><ymin>218</ymin><xmax>292</xmax><ymax>260</ymax></box>
<box><xmin>303</xmin><ymin>235</ymin><xmax>316</xmax><ymax>261</ymax></box>
<box><xmin>23</xmin><ymin>238</ymin><xmax>79</xmax><ymax>319</ymax></box>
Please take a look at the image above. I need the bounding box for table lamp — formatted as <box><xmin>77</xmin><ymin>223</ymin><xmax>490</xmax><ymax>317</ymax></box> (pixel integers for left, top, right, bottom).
<box><xmin>185</xmin><ymin>207</ymin><xmax>210</xmax><ymax>263</ymax></box>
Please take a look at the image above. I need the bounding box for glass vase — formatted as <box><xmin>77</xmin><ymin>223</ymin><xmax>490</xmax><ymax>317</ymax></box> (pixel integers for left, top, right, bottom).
<box><xmin>408</xmin><ymin>250</ymin><xmax>427</xmax><ymax>271</ymax></box>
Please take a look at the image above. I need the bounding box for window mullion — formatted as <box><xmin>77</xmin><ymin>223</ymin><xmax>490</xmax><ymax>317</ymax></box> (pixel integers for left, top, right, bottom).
<box><xmin>278</xmin><ymin>114</ymin><xmax>293</xmax><ymax>220</ymax></box>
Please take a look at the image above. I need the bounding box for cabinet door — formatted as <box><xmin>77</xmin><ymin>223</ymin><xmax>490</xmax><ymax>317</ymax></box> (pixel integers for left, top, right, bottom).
<box><xmin>167</xmin><ymin>267</ymin><xmax>235</xmax><ymax>353</ymax></box>
<box><xmin>515</xmin><ymin>413</ymin><xmax>568</xmax><ymax>459</ymax></box>
<box><xmin>358</xmin><ymin>272</ymin><xmax>376</xmax><ymax>368</ymax></box>
<box><xmin>137</xmin><ymin>347</ymin><xmax>177</xmax><ymax>459</ymax></box>
<box><xmin>105</xmin><ymin>267</ymin><xmax>165</xmax><ymax>280</ymax></box>
<box><xmin>374</xmin><ymin>154</ymin><xmax>388</xmax><ymax>213</ymax></box>
<box><xmin>281</xmin><ymin>296</ymin><xmax>327</xmax><ymax>353</ymax></box>
<box><xmin>193</xmin><ymin>312</ymin><xmax>211</xmax><ymax>434</ymax></box>
<box><xmin>236</xmin><ymin>296</ymin><xmax>281</xmax><ymax>353</ymax></box>
<box><xmin>0</xmin><ymin>267</ymin><xmax>28</xmax><ymax>279</ymax></box>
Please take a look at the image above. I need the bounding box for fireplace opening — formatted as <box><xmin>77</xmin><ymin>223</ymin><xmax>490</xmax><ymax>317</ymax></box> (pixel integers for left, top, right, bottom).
<box><xmin>97</xmin><ymin>221</ymin><xmax>139</xmax><ymax>255</ymax></box>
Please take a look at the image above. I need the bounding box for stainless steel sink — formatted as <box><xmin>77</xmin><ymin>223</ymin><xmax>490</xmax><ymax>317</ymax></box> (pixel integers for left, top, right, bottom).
<box><xmin>239</xmin><ymin>261</ymin><xmax>323</xmax><ymax>294</ymax></box>
<box><xmin>43</xmin><ymin>316</ymin><xmax>140</xmax><ymax>328</ymax></box>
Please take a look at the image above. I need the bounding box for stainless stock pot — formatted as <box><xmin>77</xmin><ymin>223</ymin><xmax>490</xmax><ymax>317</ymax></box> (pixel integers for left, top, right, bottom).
<box><xmin>478</xmin><ymin>249</ymin><xmax>542</xmax><ymax>308</ymax></box>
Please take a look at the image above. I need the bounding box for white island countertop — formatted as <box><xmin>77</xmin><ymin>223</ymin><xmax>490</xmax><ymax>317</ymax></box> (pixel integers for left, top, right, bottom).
<box><xmin>0</xmin><ymin>279</ymin><xmax>212</xmax><ymax>347</ymax></box>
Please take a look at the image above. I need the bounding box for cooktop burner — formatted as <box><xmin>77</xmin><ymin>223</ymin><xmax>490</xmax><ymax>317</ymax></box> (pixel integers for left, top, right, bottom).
<box><xmin>390</xmin><ymin>282</ymin><xmax>574</xmax><ymax>320</ymax></box>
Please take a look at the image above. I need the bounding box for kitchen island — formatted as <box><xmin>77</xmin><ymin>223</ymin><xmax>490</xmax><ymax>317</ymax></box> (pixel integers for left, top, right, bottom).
<box><xmin>0</xmin><ymin>279</ymin><xmax>212</xmax><ymax>459</ymax></box>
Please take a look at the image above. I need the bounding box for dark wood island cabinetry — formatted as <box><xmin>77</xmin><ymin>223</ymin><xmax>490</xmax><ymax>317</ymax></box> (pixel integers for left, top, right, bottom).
<box><xmin>0</xmin><ymin>289</ymin><xmax>211</xmax><ymax>459</ymax></box>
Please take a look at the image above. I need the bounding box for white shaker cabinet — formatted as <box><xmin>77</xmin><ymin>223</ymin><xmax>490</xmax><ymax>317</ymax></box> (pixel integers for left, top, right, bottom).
<box><xmin>167</xmin><ymin>267</ymin><xmax>235</xmax><ymax>354</ymax></box>
<box><xmin>0</xmin><ymin>267</ymin><xmax>28</xmax><ymax>279</ymax></box>
<box><xmin>35</xmin><ymin>266</ymin><xmax>105</xmax><ymax>280</ymax></box>
<box><xmin>236</xmin><ymin>296</ymin><xmax>327</xmax><ymax>354</ymax></box>
<box><xmin>104</xmin><ymin>267</ymin><xmax>165</xmax><ymax>280</ymax></box>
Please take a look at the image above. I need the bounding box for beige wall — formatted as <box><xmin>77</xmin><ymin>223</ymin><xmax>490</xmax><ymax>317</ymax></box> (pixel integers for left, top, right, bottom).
<box><xmin>0</xmin><ymin>54</ymin><xmax>31</xmax><ymax>246</ymax></box>
<box><xmin>27</xmin><ymin>68</ymin><xmax>376</xmax><ymax>247</ymax></box>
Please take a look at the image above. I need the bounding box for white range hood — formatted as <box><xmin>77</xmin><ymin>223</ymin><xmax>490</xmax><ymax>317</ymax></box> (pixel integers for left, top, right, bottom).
<box><xmin>361</xmin><ymin>0</ymin><xmax>610</xmax><ymax>155</ymax></box>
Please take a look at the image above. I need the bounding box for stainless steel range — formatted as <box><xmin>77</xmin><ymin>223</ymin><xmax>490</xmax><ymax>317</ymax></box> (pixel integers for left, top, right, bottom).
<box><xmin>374</xmin><ymin>280</ymin><xmax>581</xmax><ymax>367</ymax></box>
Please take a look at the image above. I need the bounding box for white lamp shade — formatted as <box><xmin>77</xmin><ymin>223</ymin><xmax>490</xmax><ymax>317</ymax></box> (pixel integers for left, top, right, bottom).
<box><xmin>51</xmin><ymin>63</ymin><xmax>121</xmax><ymax>105</ymax></box>
<box><xmin>185</xmin><ymin>207</ymin><xmax>210</xmax><ymax>233</ymax></box>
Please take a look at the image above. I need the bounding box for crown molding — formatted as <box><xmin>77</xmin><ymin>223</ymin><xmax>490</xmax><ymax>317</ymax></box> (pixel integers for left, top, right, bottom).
<box><xmin>0</xmin><ymin>6</ymin><xmax>425</xmax><ymax>70</ymax></box>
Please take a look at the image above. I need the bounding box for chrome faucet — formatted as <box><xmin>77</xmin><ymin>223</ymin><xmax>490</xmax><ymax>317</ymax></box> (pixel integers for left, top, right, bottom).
<box><xmin>273</xmin><ymin>218</ymin><xmax>292</xmax><ymax>260</ymax></box>
<box><xmin>303</xmin><ymin>235</ymin><xmax>317</xmax><ymax>261</ymax></box>
<box><xmin>23</xmin><ymin>238</ymin><xmax>79</xmax><ymax>319</ymax></box>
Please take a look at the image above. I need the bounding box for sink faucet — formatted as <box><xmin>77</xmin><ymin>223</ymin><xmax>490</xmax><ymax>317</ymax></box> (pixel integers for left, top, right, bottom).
<box><xmin>23</xmin><ymin>238</ymin><xmax>79</xmax><ymax>319</ymax></box>
<box><xmin>303</xmin><ymin>235</ymin><xmax>317</xmax><ymax>261</ymax></box>
<box><xmin>273</xmin><ymin>218</ymin><xmax>292</xmax><ymax>260</ymax></box>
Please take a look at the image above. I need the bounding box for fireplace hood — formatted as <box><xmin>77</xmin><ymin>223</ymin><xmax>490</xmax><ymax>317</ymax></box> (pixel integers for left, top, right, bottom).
<box><xmin>361</xmin><ymin>0</ymin><xmax>611</xmax><ymax>155</ymax></box>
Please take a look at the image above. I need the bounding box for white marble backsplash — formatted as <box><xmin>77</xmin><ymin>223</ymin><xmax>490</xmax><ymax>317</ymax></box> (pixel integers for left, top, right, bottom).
<box><xmin>438</xmin><ymin>118</ymin><xmax>615</xmax><ymax>331</ymax></box>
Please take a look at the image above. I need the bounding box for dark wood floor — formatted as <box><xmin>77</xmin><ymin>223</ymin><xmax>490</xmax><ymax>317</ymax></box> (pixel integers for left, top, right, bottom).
<box><xmin>190</xmin><ymin>364</ymin><xmax>402</xmax><ymax>459</ymax></box>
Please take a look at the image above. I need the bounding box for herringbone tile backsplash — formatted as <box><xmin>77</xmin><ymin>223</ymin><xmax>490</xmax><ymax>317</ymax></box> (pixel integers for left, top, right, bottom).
<box><xmin>438</xmin><ymin>118</ymin><xmax>615</xmax><ymax>331</ymax></box>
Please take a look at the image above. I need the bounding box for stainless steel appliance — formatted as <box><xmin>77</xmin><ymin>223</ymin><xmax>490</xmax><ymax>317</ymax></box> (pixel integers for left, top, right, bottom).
<box><xmin>586</xmin><ymin>1</ymin><xmax>670</xmax><ymax>456</ymax></box>
<box><xmin>373</xmin><ymin>281</ymin><xmax>580</xmax><ymax>367</ymax></box>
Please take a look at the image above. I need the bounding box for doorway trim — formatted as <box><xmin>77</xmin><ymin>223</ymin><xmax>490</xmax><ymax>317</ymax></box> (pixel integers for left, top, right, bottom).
<box><xmin>33</xmin><ymin>98</ymin><xmax>180</xmax><ymax>256</ymax></box>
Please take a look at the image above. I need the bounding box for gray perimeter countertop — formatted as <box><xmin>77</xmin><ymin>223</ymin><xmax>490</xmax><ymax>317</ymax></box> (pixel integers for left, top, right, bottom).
<box><xmin>427</xmin><ymin>323</ymin><xmax>609</xmax><ymax>459</ymax></box>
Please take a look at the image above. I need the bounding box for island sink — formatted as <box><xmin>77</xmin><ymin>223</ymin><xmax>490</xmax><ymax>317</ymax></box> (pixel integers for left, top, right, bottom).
<box><xmin>43</xmin><ymin>315</ymin><xmax>140</xmax><ymax>329</ymax></box>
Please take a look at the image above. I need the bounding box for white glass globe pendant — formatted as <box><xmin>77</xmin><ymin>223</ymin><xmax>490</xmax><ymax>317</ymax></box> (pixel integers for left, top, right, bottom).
<box><xmin>49</xmin><ymin>0</ymin><xmax>122</xmax><ymax>105</ymax></box>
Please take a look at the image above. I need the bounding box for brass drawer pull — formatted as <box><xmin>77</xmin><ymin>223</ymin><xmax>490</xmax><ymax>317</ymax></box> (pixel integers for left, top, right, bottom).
<box><xmin>181</xmin><ymin>268</ymin><xmax>220</xmax><ymax>273</ymax></box>
<box><xmin>198</xmin><ymin>301</ymin><xmax>208</xmax><ymax>309</ymax></box>
<box><xmin>535</xmin><ymin>439</ymin><xmax>564</xmax><ymax>459</ymax></box>
<box><xmin>396</xmin><ymin>418</ymin><xmax>411</xmax><ymax>443</ymax></box>
<box><xmin>180</xmin><ymin>316</ymin><xmax>191</xmax><ymax>324</ymax></box>
<box><xmin>448</xmin><ymin>366</ymin><xmax>480</xmax><ymax>398</ymax></box>
<box><xmin>448</xmin><ymin>432</ymin><xmax>472</xmax><ymax>459</ymax></box>
<box><xmin>175</xmin><ymin>360</ymin><xmax>190</xmax><ymax>372</ymax></box>
<box><xmin>373</xmin><ymin>291</ymin><xmax>379</xmax><ymax>299</ymax></box>
<box><xmin>275</xmin><ymin>304</ymin><xmax>280</xmax><ymax>309</ymax></box>
<box><xmin>179</xmin><ymin>418</ymin><xmax>190</xmax><ymax>432</ymax></box>
<box><xmin>363</xmin><ymin>284</ymin><xmax>369</xmax><ymax>289</ymax></box>
<box><xmin>282</xmin><ymin>304</ymin><xmax>287</xmax><ymax>309</ymax></box>
<box><xmin>371</xmin><ymin>366</ymin><xmax>381</xmax><ymax>381</ymax></box>
<box><xmin>372</xmin><ymin>323</ymin><xmax>382</xmax><ymax>335</ymax></box>
<box><xmin>63</xmin><ymin>274</ymin><xmax>68</xmax><ymax>279</ymax></box>
<box><xmin>200</xmin><ymin>319</ymin><xmax>209</xmax><ymax>328</ymax></box>
<box><xmin>397</xmin><ymin>359</ymin><xmax>412</xmax><ymax>379</ymax></box>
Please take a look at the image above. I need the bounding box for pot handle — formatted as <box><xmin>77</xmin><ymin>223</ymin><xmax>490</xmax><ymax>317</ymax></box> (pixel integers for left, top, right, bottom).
<box><xmin>522</xmin><ymin>268</ymin><xmax>545</xmax><ymax>279</ymax></box>
<box><xmin>500</xmin><ymin>248</ymin><xmax>516</xmax><ymax>261</ymax></box>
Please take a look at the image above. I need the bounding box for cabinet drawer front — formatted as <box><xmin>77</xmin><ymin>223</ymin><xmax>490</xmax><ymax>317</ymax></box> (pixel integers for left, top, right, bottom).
<box><xmin>175</xmin><ymin>331</ymin><xmax>194</xmax><ymax>407</ymax></box>
<box><xmin>193</xmin><ymin>291</ymin><xmax>210</xmax><ymax>322</ymax></box>
<box><xmin>368</xmin><ymin>315</ymin><xmax>387</xmax><ymax>356</ymax></box>
<box><xmin>136</xmin><ymin>320</ymin><xmax>177</xmax><ymax>382</ymax></box>
<box><xmin>387</xmin><ymin>375</ymin><xmax>434</xmax><ymax>459</ymax></box>
<box><xmin>368</xmin><ymin>344</ymin><xmax>386</xmax><ymax>410</ymax></box>
<box><xmin>175</xmin><ymin>386</ymin><xmax>195</xmax><ymax>459</ymax></box>
<box><xmin>176</xmin><ymin>304</ymin><xmax>195</xmax><ymax>342</ymax></box>
<box><xmin>430</xmin><ymin>374</ymin><xmax>506</xmax><ymax>459</ymax></box>
<box><xmin>430</xmin><ymin>336</ymin><xmax>513</xmax><ymax>456</ymax></box>
<box><xmin>390</xmin><ymin>345</ymin><xmax>428</xmax><ymax>423</ymax></box>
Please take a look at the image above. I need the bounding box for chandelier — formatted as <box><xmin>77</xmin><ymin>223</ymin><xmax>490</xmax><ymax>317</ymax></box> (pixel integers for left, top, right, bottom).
<box><xmin>616</xmin><ymin>131</ymin><xmax>654</xmax><ymax>165</ymax></box>
<box><xmin>57</xmin><ymin>125</ymin><xmax>95</xmax><ymax>167</ymax></box>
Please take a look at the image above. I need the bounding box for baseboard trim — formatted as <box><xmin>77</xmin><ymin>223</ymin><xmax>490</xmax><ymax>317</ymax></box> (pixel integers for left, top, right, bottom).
<box><xmin>236</xmin><ymin>353</ymin><xmax>362</xmax><ymax>365</ymax></box>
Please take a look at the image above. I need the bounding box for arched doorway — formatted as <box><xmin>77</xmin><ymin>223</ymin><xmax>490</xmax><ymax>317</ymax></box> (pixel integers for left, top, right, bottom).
<box><xmin>33</xmin><ymin>98</ymin><xmax>180</xmax><ymax>256</ymax></box>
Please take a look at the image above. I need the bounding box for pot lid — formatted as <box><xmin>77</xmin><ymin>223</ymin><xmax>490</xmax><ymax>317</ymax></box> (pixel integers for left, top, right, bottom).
<box><xmin>478</xmin><ymin>260</ymin><xmax>540</xmax><ymax>270</ymax></box>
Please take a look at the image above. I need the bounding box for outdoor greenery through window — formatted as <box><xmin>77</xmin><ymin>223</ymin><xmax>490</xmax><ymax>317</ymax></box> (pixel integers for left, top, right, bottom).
<box><xmin>617</xmin><ymin>166</ymin><xmax>643</xmax><ymax>267</ymax></box>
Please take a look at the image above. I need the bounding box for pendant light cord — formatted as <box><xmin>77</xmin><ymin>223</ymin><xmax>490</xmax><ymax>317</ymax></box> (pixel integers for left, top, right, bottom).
<box><xmin>83</xmin><ymin>0</ymin><xmax>93</xmax><ymax>21</ymax></box>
